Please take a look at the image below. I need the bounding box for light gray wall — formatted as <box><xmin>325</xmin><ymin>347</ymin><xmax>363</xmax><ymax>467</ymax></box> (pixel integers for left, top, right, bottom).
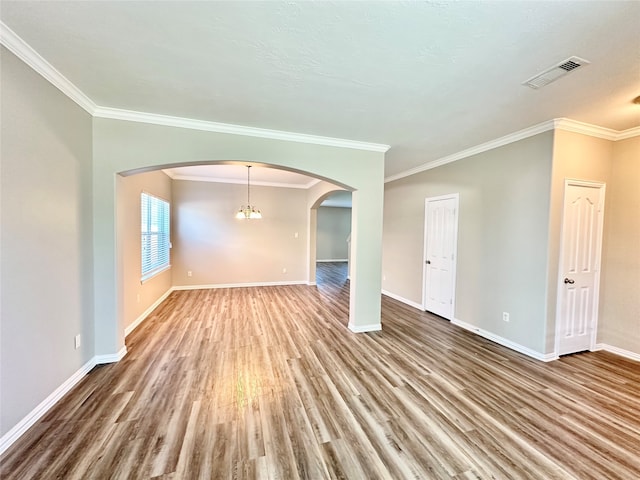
<box><xmin>317</xmin><ymin>207</ymin><xmax>351</xmax><ymax>261</ymax></box>
<box><xmin>171</xmin><ymin>180</ymin><xmax>308</xmax><ymax>286</ymax></box>
<box><xmin>383</xmin><ymin>132</ymin><xmax>554</xmax><ymax>354</ymax></box>
<box><xmin>117</xmin><ymin>171</ymin><xmax>173</xmax><ymax>333</ymax></box>
<box><xmin>0</xmin><ymin>49</ymin><xmax>94</xmax><ymax>436</ymax></box>
<box><xmin>93</xmin><ymin>118</ymin><xmax>385</xmax><ymax>356</ymax></box>
<box><xmin>599</xmin><ymin>136</ymin><xmax>640</xmax><ymax>355</ymax></box>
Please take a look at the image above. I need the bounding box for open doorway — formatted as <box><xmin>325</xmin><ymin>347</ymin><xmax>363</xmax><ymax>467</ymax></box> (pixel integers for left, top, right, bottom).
<box><xmin>315</xmin><ymin>191</ymin><xmax>352</xmax><ymax>286</ymax></box>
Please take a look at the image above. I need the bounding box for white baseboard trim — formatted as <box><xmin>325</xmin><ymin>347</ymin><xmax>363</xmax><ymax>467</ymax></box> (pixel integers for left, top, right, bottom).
<box><xmin>452</xmin><ymin>318</ymin><xmax>556</xmax><ymax>362</ymax></box>
<box><xmin>0</xmin><ymin>357</ymin><xmax>97</xmax><ymax>456</ymax></box>
<box><xmin>381</xmin><ymin>289</ymin><xmax>424</xmax><ymax>311</ymax></box>
<box><xmin>125</xmin><ymin>287</ymin><xmax>174</xmax><ymax>337</ymax></box>
<box><xmin>95</xmin><ymin>346</ymin><xmax>128</xmax><ymax>364</ymax></box>
<box><xmin>173</xmin><ymin>280</ymin><xmax>308</xmax><ymax>290</ymax></box>
<box><xmin>348</xmin><ymin>322</ymin><xmax>382</xmax><ymax>333</ymax></box>
<box><xmin>317</xmin><ymin>259</ymin><xmax>348</xmax><ymax>263</ymax></box>
<box><xmin>593</xmin><ymin>343</ymin><xmax>640</xmax><ymax>362</ymax></box>
<box><xmin>307</xmin><ymin>281</ymin><xmax>317</xmax><ymax>286</ymax></box>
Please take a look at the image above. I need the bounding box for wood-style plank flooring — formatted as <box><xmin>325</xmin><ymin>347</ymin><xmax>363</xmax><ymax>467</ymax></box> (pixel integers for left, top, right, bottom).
<box><xmin>2</xmin><ymin>262</ymin><xmax>639</xmax><ymax>479</ymax></box>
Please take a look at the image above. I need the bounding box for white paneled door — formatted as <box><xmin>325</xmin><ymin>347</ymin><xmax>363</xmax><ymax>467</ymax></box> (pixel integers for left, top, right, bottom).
<box><xmin>423</xmin><ymin>194</ymin><xmax>459</xmax><ymax>320</ymax></box>
<box><xmin>556</xmin><ymin>181</ymin><xmax>605</xmax><ymax>356</ymax></box>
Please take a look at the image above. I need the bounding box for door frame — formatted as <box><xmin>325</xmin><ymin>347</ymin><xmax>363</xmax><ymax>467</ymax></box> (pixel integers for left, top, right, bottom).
<box><xmin>554</xmin><ymin>179</ymin><xmax>606</xmax><ymax>356</ymax></box>
<box><xmin>422</xmin><ymin>193</ymin><xmax>459</xmax><ymax>319</ymax></box>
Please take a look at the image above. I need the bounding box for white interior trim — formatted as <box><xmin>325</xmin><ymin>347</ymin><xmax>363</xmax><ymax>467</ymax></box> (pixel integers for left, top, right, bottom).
<box><xmin>381</xmin><ymin>289</ymin><xmax>424</xmax><ymax>311</ymax></box>
<box><xmin>348</xmin><ymin>322</ymin><xmax>382</xmax><ymax>333</ymax></box>
<box><xmin>385</xmin><ymin>120</ymin><xmax>556</xmax><ymax>183</ymax></box>
<box><xmin>317</xmin><ymin>258</ymin><xmax>349</xmax><ymax>263</ymax></box>
<box><xmin>616</xmin><ymin>126</ymin><xmax>640</xmax><ymax>140</ymax></box>
<box><xmin>0</xmin><ymin>21</ymin><xmax>388</xmax><ymax>153</ymax></box>
<box><xmin>385</xmin><ymin>118</ymin><xmax>639</xmax><ymax>183</ymax></box>
<box><xmin>554</xmin><ymin>118</ymin><xmax>620</xmax><ymax>141</ymax></box>
<box><xmin>0</xmin><ymin>22</ymin><xmax>96</xmax><ymax>114</ymax></box>
<box><xmin>452</xmin><ymin>318</ymin><xmax>557</xmax><ymax>362</ymax></box>
<box><xmin>164</xmin><ymin>171</ymin><xmax>321</xmax><ymax>189</ymax></box>
<box><xmin>124</xmin><ymin>287</ymin><xmax>174</xmax><ymax>337</ymax></box>
<box><xmin>593</xmin><ymin>343</ymin><xmax>640</xmax><ymax>362</ymax></box>
<box><xmin>93</xmin><ymin>106</ymin><xmax>390</xmax><ymax>152</ymax></box>
<box><xmin>554</xmin><ymin>118</ymin><xmax>640</xmax><ymax>141</ymax></box>
<box><xmin>173</xmin><ymin>280</ymin><xmax>308</xmax><ymax>290</ymax></box>
<box><xmin>4</xmin><ymin>20</ymin><xmax>635</xmax><ymax>175</ymax></box>
<box><xmin>95</xmin><ymin>346</ymin><xmax>127</xmax><ymax>365</ymax></box>
<box><xmin>0</xmin><ymin>357</ymin><xmax>97</xmax><ymax>456</ymax></box>
<box><xmin>0</xmin><ymin>343</ymin><xmax>128</xmax><ymax>455</ymax></box>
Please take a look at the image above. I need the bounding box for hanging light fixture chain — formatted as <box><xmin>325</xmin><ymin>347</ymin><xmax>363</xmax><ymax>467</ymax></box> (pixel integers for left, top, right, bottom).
<box><xmin>247</xmin><ymin>165</ymin><xmax>251</xmax><ymax>207</ymax></box>
<box><xmin>235</xmin><ymin>164</ymin><xmax>262</xmax><ymax>219</ymax></box>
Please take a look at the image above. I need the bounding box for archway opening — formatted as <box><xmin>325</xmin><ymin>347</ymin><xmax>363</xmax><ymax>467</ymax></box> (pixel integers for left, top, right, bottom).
<box><xmin>116</xmin><ymin>160</ymin><xmax>355</xmax><ymax>340</ymax></box>
<box><xmin>92</xmin><ymin>122</ymin><xmax>385</xmax><ymax>359</ymax></box>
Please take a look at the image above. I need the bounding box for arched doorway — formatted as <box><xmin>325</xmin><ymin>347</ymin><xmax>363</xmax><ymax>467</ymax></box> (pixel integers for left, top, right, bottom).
<box><xmin>93</xmin><ymin>119</ymin><xmax>385</xmax><ymax>359</ymax></box>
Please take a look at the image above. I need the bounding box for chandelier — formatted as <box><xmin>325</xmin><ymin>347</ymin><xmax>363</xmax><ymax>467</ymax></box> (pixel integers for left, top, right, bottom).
<box><xmin>235</xmin><ymin>165</ymin><xmax>262</xmax><ymax>219</ymax></box>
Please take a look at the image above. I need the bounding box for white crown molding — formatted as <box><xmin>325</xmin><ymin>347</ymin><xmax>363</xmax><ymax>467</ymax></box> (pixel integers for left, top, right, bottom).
<box><xmin>0</xmin><ymin>21</ymin><xmax>96</xmax><ymax>114</ymax></box>
<box><xmin>3</xmin><ymin>22</ymin><xmax>635</xmax><ymax>171</ymax></box>
<box><xmin>553</xmin><ymin>117</ymin><xmax>619</xmax><ymax>141</ymax></box>
<box><xmin>616</xmin><ymin>126</ymin><xmax>640</xmax><ymax>140</ymax></box>
<box><xmin>385</xmin><ymin>117</ymin><xmax>640</xmax><ymax>183</ymax></box>
<box><xmin>165</xmin><ymin>172</ymin><xmax>320</xmax><ymax>189</ymax></box>
<box><xmin>384</xmin><ymin>120</ymin><xmax>556</xmax><ymax>183</ymax></box>
<box><xmin>93</xmin><ymin>106</ymin><xmax>390</xmax><ymax>152</ymax></box>
<box><xmin>1</xmin><ymin>22</ymin><xmax>388</xmax><ymax>152</ymax></box>
<box><xmin>554</xmin><ymin>118</ymin><xmax>640</xmax><ymax>140</ymax></box>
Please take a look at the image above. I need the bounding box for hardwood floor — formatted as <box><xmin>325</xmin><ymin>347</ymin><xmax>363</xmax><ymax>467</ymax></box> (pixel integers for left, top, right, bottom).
<box><xmin>2</xmin><ymin>262</ymin><xmax>639</xmax><ymax>479</ymax></box>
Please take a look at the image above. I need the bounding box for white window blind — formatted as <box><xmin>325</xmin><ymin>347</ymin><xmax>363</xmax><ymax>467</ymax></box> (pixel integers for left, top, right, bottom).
<box><xmin>141</xmin><ymin>192</ymin><xmax>170</xmax><ymax>281</ymax></box>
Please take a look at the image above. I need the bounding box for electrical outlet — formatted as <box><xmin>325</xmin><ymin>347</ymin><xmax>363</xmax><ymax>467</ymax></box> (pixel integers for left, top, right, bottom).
<box><xmin>136</xmin><ymin>293</ymin><xmax>140</xmax><ymax>303</ymax></box>
<box><xmin>294</xmin><ymin>232</ymin><xmax>299</xmax><ymax>238</ymax></box>
<box><xmin>187</xmin><ymin>270</ymin><xmax>192</xmax><ymax>277</ymax></box>
<box><xmin>503</xmin><ymin>312</ymin><xmax>510</xmax><ymax>322</ymax></box>
<box><xmin>282</xmin><ymin>267</ymin><xmax>287</xmax><ymax>274</ymax></box>
<box><xmin>74</xmin><ymin>334</ymin><xmax>81</xmax><ymax>349</ymax></box>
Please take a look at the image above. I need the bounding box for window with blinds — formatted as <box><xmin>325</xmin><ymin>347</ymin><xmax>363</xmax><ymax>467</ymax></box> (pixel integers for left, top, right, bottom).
<box><xmin>141</xmin><ymin>192</ymin><xmax>170</xmax><ymax>281</ymax></box>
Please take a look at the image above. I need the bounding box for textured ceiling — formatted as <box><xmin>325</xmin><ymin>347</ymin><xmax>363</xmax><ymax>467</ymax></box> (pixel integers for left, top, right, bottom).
<box><xmin>1</xmin><ymin>1</ymin><xmax>639</xmax><ymax>180</ymax></box>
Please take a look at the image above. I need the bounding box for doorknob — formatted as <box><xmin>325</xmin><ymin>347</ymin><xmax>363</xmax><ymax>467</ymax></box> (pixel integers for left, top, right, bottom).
<box><xmin>564</xmin><ymin>278</ymin><xmax>575</xmax><ymax>284</ymax></box>
<box><xmin>426</xmin><ymin>260</ymin><xmax>431</xmax><ymax>264</ymax></box>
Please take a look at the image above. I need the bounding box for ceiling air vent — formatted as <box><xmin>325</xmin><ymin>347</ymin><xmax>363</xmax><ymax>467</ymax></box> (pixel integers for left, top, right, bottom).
<box><xmin>523</xmin><ymin>56</ymin><xmax>590</xmax><ymax>89</ymax></box>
